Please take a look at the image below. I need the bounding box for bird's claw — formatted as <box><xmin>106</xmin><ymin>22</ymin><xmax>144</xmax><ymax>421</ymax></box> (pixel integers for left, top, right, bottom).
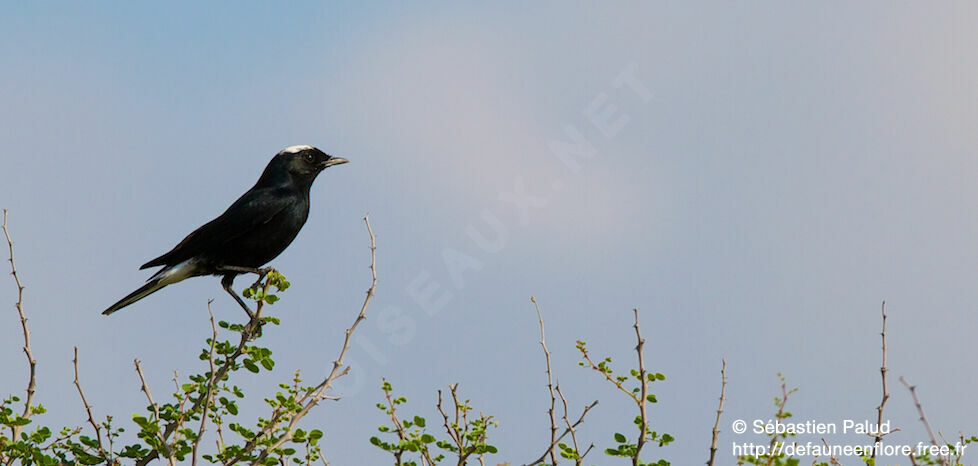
<box><xmin>250</xmin><ymin>266</ymin><xmax>275</xmax><ymax>290</ymax></box>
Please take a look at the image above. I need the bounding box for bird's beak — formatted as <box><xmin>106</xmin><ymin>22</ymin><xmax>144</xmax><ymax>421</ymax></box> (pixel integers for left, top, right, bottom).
<box><xmin>322</xmin><ymin>157</ymin><xmax>349</xmax><ymax>168</ymax></box>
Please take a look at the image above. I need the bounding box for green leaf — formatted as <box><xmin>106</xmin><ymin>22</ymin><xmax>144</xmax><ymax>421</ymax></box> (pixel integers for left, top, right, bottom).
<box><xmin>243</xmin><ymin>359</ymin><xmax>260</xmax><ymax>373</ymax></box>
<box><xmin>413</xmin><ymin>416</ymin><xmax>425</xmax><ymax>428</ymax></box>
<box><xmin>614</xmin><ymin>432</ymin><xmax>627</xmax><ymax>443</ymax></box>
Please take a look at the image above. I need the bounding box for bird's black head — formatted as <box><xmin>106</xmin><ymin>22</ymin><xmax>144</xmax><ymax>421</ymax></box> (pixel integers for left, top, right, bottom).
<box><xmin>280</xmin><ymin>145</ymin><xmax>349</xmax><ymax>177</ymax></box>
<box><xmin>258</xmin><ymin>145</ymin><xmax>348</xmax><ymax>188</ymax></box>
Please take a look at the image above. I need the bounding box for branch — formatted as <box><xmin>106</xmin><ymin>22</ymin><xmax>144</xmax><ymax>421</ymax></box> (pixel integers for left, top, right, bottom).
<box><xmin>136</xmin><ymin>268</ymin><xmax>277</xmax><ymax>466</ymax></box>
<box><xmin>578</xmin><ymin>349</ymin><xmax>636</xmax><ymax>401</ymax></box>
<box><xmin>900</xmin><ymin>376</ymin><xmax>949</xmax><ymax>466</ymax></box>
<box><xmin>819</xmin><ymin>439</ymin><xmax>842</xmax><ymax>465</ymax></box>
<box><xmin>2</xmin><ymin>209</ymin><xmax>36</xmax><ymax>440</ymax></box>
<box><xmin>555</xmin><ymin>385</ymin><xmax>593</xmax><ymax>465</ymax></box>
<box><xmin>527</xmin><ymin>399</ymin><xmax>598</xmax><ymax>466</ymax></box>
<box><xmin>633</xmin><ymin>308</ymin><xmax>648</xmax><ymax>465</ymax></box>
<box><xmin>530</xmin><ymin>297</ymin><xmax>559</xmax><ymax>465</ymax></box>
<box><xmin>134</xmin><ymin>359</ymin><xmax>175</xmax><ymax>466</ymax></box>
<box><xmin>765</xmin><ymin>376</ymin><xmax>793</xmax><ymax>466</ymax></box>
<box><xmin>449</xmin><ymin>384</ymin><xmax>478</xmax><ymax>466</ymax></box>
<box><xmin>192</xmin><ymin>301</ymin><xmax>219</xmax><ymax>466</ymax></box>
<box><xmin>707</xmin><ymin>358</ymin><xmax>726</xmax><ymax>466</ymax></box>
<box><xmin>233</xmin><ymin>214</ymin><xmax>378</xmax><ymax>464</ymax></box>
<box><xmin>73</xmin><ymin>347</ymin><xmax>108</xmax><ymax>459</ymax></box>
<box><xmin>383</xmin><ymin>378</ymin><xmax>410</xmax><ymax>466</ymax></box>
<box><xmin>436</xmin><ymin>389</ymin><xmax>461</xmax><ymax>449</ymax></box>
<box><xmin>872</xmin><ymin>301</ymin><xmax>891</xmax><ymax>455</ymax></box>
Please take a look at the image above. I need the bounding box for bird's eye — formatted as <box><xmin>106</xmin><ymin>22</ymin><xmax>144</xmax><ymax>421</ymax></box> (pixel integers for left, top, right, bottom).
<box><xmin>304</xmin><ymin>153</ymin><xmax>315</xmax><ymax>162</ymax></box>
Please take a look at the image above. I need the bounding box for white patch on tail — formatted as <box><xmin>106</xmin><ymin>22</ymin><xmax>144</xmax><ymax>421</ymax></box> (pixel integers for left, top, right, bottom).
<box><xmin>151</xmin><ymin>259</ymin><xmax>200</xmax><ymax>285</ymax></box>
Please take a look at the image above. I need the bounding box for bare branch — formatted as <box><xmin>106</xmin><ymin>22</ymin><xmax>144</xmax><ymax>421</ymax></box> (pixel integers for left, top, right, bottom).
<box><xmin>134</xmin><ymin>359</ymin><xmax>160</xmax><ymax>421</ymax></box>
<box><xmin>2</xmin><ymin>209</ymin><xmax>36</xmax><ymax>440</ymax></box>
<box><xmin>530</xmin><ymin>296</ymin><xmax>559</xmax><ymax>465</ymax></box>
<box><xmin>192</xmin><ymin>301</ymin><xmax>219</xmax><ymax>466</ymax></box>
<box><xmin>527</xmin><ymin>399</ymin><xmax>598</xmax><ymax>466</ymax></box>
<box><xmin>73</xmin><ymin>347</ymin><xmax>108</xmax><ymax>458</ymax></box>
<box><xmin>555</xmin><ymin>385</ymin><xmax>592</xmax><ymax>465</ymax></box>
<box><xmin>437</xmin><ymin>389</ymin><xmax>461</xmax><ymax>448</ymax></box>
<box><xmin>872</xmin><ymin>301</ymin><xmax>890</xmax><ymax>457</ymax></box>
<box><xmin>899</xmin><ymin>376</ymin><xmax>949</xmax><ymax>466</ymax></box>
<box><xmin>819</xmin><ymin>439</ymin><xmax>842</xmax><ymax>465</ymax></box>
<box><xmin>134</xmin><ymin>359</ymin><xmax>175</xmax><ymax>466</ymax></box>
<box><xmin>707</xmin><ymin>358</ymin><xmax>726</xmax><ymax>466</ymax></box>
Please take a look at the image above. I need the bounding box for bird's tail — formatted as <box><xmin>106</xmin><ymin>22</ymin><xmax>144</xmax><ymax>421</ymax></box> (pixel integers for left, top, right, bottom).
<box><xmin>102</xmin><ymin>278</ymin><xmax>168</xmax><ymax>315</ymax></box>
<box><xmin>103</xmin><ymin>259</ymin><xmax>200</xmax><ymax>315</ymax></box>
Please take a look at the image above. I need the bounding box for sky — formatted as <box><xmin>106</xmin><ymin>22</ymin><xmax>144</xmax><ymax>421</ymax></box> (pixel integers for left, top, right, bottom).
<box><xmin>2</xmin><ymin>2</ymin><xmax>977</xmax><ymax>465</ymax></box>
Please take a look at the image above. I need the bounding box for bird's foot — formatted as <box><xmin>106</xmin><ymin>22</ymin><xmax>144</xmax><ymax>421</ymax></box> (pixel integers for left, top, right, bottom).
<box><xmin>250</xmin><ymin>266</ymin><xmax>275</xmax><ymax>290</ymax></box>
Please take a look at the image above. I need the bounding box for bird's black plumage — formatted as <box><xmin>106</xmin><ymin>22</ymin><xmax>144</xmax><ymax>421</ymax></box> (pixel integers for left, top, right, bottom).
<box><xmin>102</xmin><ymin>145</ymin><xmax>348</xmax><ymax>315</ymax></box>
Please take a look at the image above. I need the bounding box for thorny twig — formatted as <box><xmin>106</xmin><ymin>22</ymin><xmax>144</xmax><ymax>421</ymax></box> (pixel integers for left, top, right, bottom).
<box><xmin>192</xmin><ymin>301</ymin><xmax>219</xmax><ymax>466</ymax></box>
<box><xmin>436</xmin><ymin>389</ymin><xmax>458</xmax><ymax>448</ymax></box>
<box><xmin>527</xmin><ymin>399</ymin><xmax>599</xmax><ymax>466</ymax></box>
<box><xmin>436</xmin><ymin>384</ymin><xmax>493</xmax><ymax>466</ymax></box>
<box><xmin>555</xmin><ymin>385</ymin><xmax>593</xmax><ymax>465</ymax></box>
<box><xmin>764</xmin><ymin>377</ymin><xmax>794</xmax><ymax>466</ymax></box>
<box><xmin>73</xmin><ymin>347</ymin><xmax>108</xmax><ymax>459</ymax></box>
<box><xmin>872</xmin><ymin>301</ymin><xmax>898</xmax><ymax>456</ymax></box>
<box><xmin>2</xmin><ymin>210</ymin><xmax>36</xmax><ymax>443</ymax></box>
<box><xmin>819</xmin><ymin>439</ymin><xmax>842</xmax><ymax>465</ymax></box>
<box><xmin>707</xmin><ymin>359</ymin><xmax>726</xmax><ymax>466</ymax></box>
<box><xmin>531</xmin><ymin>297</ymin><xmax>558</xmax><ymax>465</ymax></box>
<box><xmin>632</xmin><ymin>309</ymin><xmax>649</xmax><ymax>465</ymax></box>
<box><xmin>382</xmin><ymin>378</ymin><xmax>436</xmax><ymax>466</ymax></box>
<box><xmin>134</xmin><ymin>359</ymin><xmax>176</xmax><ymax>466</ymax></box>
<box><xmin>900</xmin><ymin>377</ymin><xmax>949</xmax><ymax>466</ymax></box>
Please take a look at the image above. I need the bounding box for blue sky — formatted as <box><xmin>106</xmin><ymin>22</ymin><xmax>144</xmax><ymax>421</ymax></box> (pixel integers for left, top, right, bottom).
<box><xmin>2</xmin><ymin>2</ymin><xmax>977</xmax><ymax>465</ymax></box>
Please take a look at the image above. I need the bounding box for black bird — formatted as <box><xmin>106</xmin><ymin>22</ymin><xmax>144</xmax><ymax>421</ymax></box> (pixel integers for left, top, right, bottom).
<box><xmin>102</xmin><ymin>145</ymin><xmax>348</xmax><ymax>315</ymax></box>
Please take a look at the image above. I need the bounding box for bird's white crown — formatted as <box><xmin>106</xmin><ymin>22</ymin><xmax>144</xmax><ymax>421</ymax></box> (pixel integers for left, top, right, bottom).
<box><xmin>282</xmin><ymin>145</ymin><xmax>315</xmax><ymax>154</ymax></box>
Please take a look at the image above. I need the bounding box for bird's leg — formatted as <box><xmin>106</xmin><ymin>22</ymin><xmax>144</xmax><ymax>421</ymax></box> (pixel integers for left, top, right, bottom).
<box><xmin>216</xmin><ymin>265</ymin><xmax>274</xmax><ymax>290</ymax></box>
<box><xmin>221</xmin><ymin>274</ymin><xmax>255</xmax><ymax>320</ymax></box>
<box><xmin>216</xmin><ymin>265</ymin><xmax>264</xmax><ymax>275</ymax></box>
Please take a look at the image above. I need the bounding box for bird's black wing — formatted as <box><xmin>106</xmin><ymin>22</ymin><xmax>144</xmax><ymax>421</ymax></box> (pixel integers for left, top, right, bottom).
<box><xmin>140</xmin><ymin>186</ymin><xmax>296</xmax><ymax>269</ymax></box>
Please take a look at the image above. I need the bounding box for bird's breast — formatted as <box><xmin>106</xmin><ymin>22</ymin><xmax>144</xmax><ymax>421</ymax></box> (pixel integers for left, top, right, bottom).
<box><xmin>222</xmin><ymin>200</ymin><xmax>310</xmax><ymax>268</ymax></box>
